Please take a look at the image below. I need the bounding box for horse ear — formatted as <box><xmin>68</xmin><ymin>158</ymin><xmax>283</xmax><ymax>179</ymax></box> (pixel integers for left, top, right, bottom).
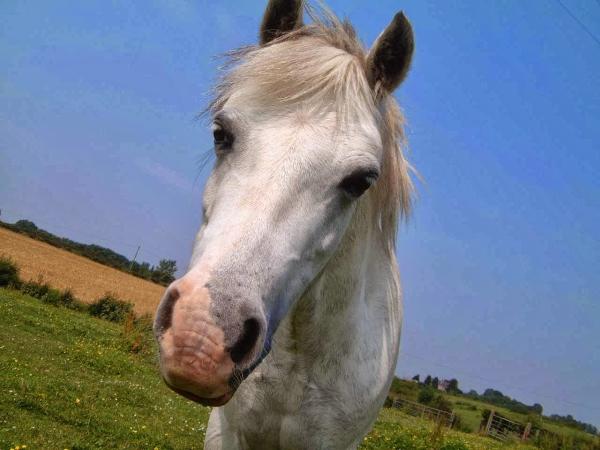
<box><xmin>260</xmin><ymin>0</ymin><xmax>304</xmax><ymax>45</ymax></box>
<box><xmin>366</xmin><ymin>12</ymin><xmax>414</xmax><ymax>94</ymax></box>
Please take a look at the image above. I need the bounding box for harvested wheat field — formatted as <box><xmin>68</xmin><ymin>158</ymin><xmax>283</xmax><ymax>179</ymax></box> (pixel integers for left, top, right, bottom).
<box><xmin>0</xmin><ymin>227</ymin><xmax>164</xmax><ymax>315</ymax></box>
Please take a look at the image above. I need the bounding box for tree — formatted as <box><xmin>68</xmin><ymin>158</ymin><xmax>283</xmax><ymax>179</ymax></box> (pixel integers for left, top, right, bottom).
<box><xmin>151</xmin><ymin>259</ymin><xmax>177</xmax><ymax>285</ymax></box>
<box><xmin>424</xmin><ymin>375</ymin><xmax>432</xmax><ymax>386</ymax></box>
<box><xmin>447</xmin><ymin>378</ymin><xmax>461</xmax><ymax>394</ymax></box>
<box><xmin>412</xmin><ymin>374</ymin><xmax>420</xmax><ymax>383</ymax></box>
<box><xmin>14</xmin><ymin>219</ymin><xmax>38</xmax><ymax>234</ymax></box>
<box><xmin>432</xmin><ymin>377</ymin><xmax>439</xmax><ymax>390</ymax></box>
<box><xmin>431</xmin><ymin>395</ymin><xmax>452</xmax><ymax>413</ymax></box>
<box><xmin>138</xmin><ymin>262</ymin><xmax>152</xmax><ymax>279</ymax></box>
<box><xmin>131</xmin><ymin>261</ymin><xmax>152</xmax><ymax>280</ymax></box>
<box><xmin>418</xmin><ymin>388</ymin><xmax>435</xmax><ymax>405</ymax></box>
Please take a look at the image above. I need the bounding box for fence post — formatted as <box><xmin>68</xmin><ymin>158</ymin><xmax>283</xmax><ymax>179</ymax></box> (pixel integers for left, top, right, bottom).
<box><xmin>485</xmin><ymin>410</ymin><xmax>495</xmax><ymax>435</ymax></box>
<box><xmin>522</xmin><ymin>422</ymin><xmax>532</xmax><ymax>441</ymax></box>
<box><xmin>449</xmin><ymin>412</ymin><xmax>455</xmax><ymax>429</ymax></box>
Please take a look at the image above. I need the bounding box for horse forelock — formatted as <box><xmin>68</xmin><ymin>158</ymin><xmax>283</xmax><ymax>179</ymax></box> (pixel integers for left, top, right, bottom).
<box><xmin>208</xmin><ymin>4</ymin><xmax>413</xmax><ymax>253</ymax></box>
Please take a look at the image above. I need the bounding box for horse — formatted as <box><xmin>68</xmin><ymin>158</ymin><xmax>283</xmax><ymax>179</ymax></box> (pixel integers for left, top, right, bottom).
<box><xmin>153</xmin><ymin>1</ymin><xmax>415</xmax><ymax>448</ymax></box>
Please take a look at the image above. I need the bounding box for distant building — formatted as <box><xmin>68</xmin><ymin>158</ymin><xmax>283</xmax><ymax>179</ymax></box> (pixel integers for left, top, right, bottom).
<box><xmin>438</xmin><ymin>379</ymin><xmax>451</xmax><ymax>392</ymax></box>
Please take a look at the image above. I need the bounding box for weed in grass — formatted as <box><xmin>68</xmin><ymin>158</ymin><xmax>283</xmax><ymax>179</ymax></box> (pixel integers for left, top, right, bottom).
<box><xmin>0</xmin><ymin>254</ymin><xmax>20</xmax><ymax>288</ymax></box>
<box><xmin>88</xmin><ymin>293</ymin><xmax>134</xmax><ymax>323</ymax></box>
<box><xmin>21</xmin><ymin>275</ymin><xmax>51</xmax><ymax>299</ymax></box>
<box><xmin>121</xmin><ymin>311</ymin><xmax>155</xmax><ymax>356</ymax></box>
<box><xmin>430</xmin><ymin>418</ymin><xmax>447</xmax><ymax>449</ymax></box>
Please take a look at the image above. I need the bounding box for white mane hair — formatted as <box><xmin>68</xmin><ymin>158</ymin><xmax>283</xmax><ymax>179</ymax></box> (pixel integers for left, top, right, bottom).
<box><xmin>209</xmin><ymin>5</ymin><xmax>414</xmax><ymax>252</ymax></box>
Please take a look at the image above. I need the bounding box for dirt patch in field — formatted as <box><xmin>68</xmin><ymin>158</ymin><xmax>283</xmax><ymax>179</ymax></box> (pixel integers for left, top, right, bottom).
<box><xmin>0</xmin><ymin>227</ymin><xmax>164</xmax><ymax>315</ymax></box>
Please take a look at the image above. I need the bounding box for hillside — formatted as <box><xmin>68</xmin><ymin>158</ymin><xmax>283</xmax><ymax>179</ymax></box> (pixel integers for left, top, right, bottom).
<box><xmin>0</xmin><ymin>219</ymin><xmax>177</xmax><ymax>286</ymax></box>
<box><xmin>388</xmin><ymin>377</ymin><xmax>599</xmax><ymax>448</ymax></box>
<box><xmin>0</xmin><ymin>288</ymin><xmax>209</xmax><ymax>449</ymax></box>
<box><xmin>1</xmin><ymin>288</ymin><xmax>534</xmax><ymax>450</ymax></box>
<box><xmin>0</xmin><ymin>227</ymin><xmax>164</xmax><ymax>315</ymax></box>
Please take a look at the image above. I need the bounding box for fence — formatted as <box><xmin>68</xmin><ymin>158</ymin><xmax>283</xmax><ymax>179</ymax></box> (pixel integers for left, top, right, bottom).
<box><xmin>481</xmin><ymin>410</ymin><xmax>569</xmax><ymax>444</ymax></box>
<box><xmin>392</xmin><ymin>398</ymin><xmax>455</xmax><ymax>428</ymax></box>
<box><xmin>482</xmin><ymin>410</ymin><xmax>531</xmax><ymax>442</ymax></box>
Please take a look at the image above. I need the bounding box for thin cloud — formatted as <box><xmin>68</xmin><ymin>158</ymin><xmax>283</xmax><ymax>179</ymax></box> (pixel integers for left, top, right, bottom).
<box><xmin>135</xmin><ymin>157</ymin><xmax>192</xmax><ymax>193</ymax></box>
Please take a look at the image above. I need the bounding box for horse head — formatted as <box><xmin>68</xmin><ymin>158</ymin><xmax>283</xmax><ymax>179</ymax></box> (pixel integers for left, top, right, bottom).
<box><xmin>154</xmin><ymin>0</ymin><xmax>414</xmax><ymax>406</ymax></box>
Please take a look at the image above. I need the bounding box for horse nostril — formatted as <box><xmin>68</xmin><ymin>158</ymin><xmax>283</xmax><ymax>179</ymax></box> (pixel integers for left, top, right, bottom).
<box><xmin>154</xmin><ymin>286</ymin><xmax>180</xmax><ymax>337</ymax></box>
<box><xmin>229</xmin><ymin>318</ymin><xmax>261</xmax><ymax>364</ymax></box>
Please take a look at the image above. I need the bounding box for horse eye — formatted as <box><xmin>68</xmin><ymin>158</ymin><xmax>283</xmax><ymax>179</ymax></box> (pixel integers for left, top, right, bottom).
<box><xmin>339</xmin><ymin>169</ymin><xmax>379</xmax><ymax>198</ymax></box>
<box><xmin>212</xmin><ymin>123</ymin><xmax>233</xmax><ymax>149</ymax></box>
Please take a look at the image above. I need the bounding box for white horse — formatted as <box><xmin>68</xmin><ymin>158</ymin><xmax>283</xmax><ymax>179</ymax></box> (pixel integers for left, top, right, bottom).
<box><xmin>153</xmin><ymin>1</ymin><xmax>415</xmax><ymax>448</ymax></box>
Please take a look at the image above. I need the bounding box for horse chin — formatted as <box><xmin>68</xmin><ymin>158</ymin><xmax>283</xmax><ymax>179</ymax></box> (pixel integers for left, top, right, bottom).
<box><xmin>167</xmin><ymin>382</ymin><xmax>235</xmax><ymax>407</ymax></box>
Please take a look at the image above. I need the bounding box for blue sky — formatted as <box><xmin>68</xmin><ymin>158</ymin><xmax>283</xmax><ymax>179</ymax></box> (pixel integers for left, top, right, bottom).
<box><xmin>1</xmin><ymin>0</ymin><xmax>599</xmax><ymax>428</ymax></box>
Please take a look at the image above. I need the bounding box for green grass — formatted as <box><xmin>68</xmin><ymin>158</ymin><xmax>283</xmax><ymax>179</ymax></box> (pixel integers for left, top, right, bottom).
<box><xmin>390</xmin><ymin>377</ymin><xmax>598</xmax><ymax>446</ymax></box>
<box><xmin>360</xmin><ymin>408</ymin><xmax>535</xmax><ymax>450</ymax></box>
<box><xmin>0</xmin><ymin>288</ymin><xmax>592</xmax><ymax>450</ymax></box>
<box><xmin>443</xmin><ymin>393</ymin><xmax>598</xmax><ymax>445</ymax></box>
<box><xmin>0</xmin><ymin>288</ymin><xmax>209</xmax><ymax>449</ymax></box>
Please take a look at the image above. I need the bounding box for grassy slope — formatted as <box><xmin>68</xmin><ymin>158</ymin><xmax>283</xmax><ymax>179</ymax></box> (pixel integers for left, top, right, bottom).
<box><xmin>444</xmin><ymin>393</ymin><xmax>596</xmax><ymax>442</ymax></box>
<box><xmin>0</xmin><ymin>227</ymin><xmax>164</xmax><ymax>315</ymax></box>
<box><xmin>365</xmin><ymin>409</ymin><xmax>535</xmax><ymax>450</ymax></box>
<box><xmin>0</xmin><ymin>289</ymin><xmax>209</xmax><ymax>450</ymax></box>
<box><xmin>391</xmin><ymin>378</ymin><xmax>596</xmax><ymax>443</ymax></box>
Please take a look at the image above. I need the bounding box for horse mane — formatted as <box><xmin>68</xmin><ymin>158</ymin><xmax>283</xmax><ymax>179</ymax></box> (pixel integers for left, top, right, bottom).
<box><xmin>209</xmin><ymin>4</ymin><xmax>414</xmax><ymax>253</ymax></box>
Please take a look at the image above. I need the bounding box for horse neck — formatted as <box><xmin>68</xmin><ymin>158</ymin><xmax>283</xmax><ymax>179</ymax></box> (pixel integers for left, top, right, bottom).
<box><xmin>281</xmin><ymin>196</ymin><xmax>400</xmax><ymax>362</ymax></box>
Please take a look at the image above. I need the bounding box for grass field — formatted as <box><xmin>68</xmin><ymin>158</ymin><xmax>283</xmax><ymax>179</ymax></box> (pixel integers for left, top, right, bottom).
<box><xmin>1</xmin><ymin>288</ymin><xmax>541</xmax><ymax>450</ymax></box>
<box><xmin>0</xmin><ymin>288</ymin><xmax>208</xmax><ymax>449</ymax></box>
<box><xmin>445</xmin><ymin>390</ymin><xmax>597</xmax><ymax>444</ymax></box>
<box><xmin>390</xmin><ymin>373</ymin><xmax>598</xmax><ymax>447</ymax></box>
<box><xmin>0</xmin><ymin>227</ymin><xmax>164</xmax><ymax>315</ymax></box>
<box><xmin>364</xmin><ymin>409</ymin><xmax>535</xmax><ymax>450</ymax></box>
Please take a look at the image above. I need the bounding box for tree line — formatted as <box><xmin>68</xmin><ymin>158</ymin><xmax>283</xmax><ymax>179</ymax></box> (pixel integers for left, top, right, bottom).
<box><xmin>411</xmin><ymin>373</ymin><xmax>542</xmax><ymax>415</ymax></box>
<box><xmin>1</xmin><ymin>219</ymin><xmax>177</xmax><ymax>286</ymax></box>
<box><xmin>466</xmin><ymin>388</ymin><xmax>543</xmax><ymax>416</ymax></box>
<box><xmin>547</xmin><ymin>413</ymin><xmax>598</xmax><ymax>436</ymax></box>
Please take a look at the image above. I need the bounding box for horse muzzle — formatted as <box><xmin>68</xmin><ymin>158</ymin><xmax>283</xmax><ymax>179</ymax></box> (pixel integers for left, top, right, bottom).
<box><xmin>153</xmin><ymin>272</ymin><xmax>266</xmax><ymax>406</ymax></box>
